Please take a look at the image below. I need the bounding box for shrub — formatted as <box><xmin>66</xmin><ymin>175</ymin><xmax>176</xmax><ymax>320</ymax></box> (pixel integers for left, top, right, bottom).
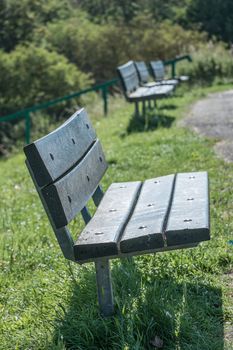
<box><xmin>39</xmin><ymin>13</ymin><xmax>205</xmax><ymax>82</ymax></box>
<box><xmin>0</xmin><ymin>0</ymin><xmax>72</xmax><ymax>51</ymax></box>
<box><xmin>0</xmin><ymin>44</ymin><xmax>93</xmax><ymax>155</ymax></box>
<box><xmin>37</xmin><ymin>13</ymin><xmax>131</xmax><ymax>82</ymax></box>
<box><xmin>0</xmin><ymin>44</ymin><xmax>92</xmax><ymax>116</ymax></box>
<box><xmin>177</xmin><ymin>42</ymin><xmax>233</xmax><ymax>84</ymax></box>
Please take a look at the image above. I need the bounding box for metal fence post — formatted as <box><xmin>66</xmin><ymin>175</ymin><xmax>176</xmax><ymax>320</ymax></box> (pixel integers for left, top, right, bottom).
<box><xmin>25</xmin><ymin>112</ymin><xmax>31</xmax><ymax>144</ymax></box>
<box><xmin>102</xmin><ymin>86</ymin><xmax>108</xmax><ymax>116</ymax></box>
<box><xmin>171</xmin><ymin>61</ymin><xmax>176</xmax><ymax>78</ymax></box>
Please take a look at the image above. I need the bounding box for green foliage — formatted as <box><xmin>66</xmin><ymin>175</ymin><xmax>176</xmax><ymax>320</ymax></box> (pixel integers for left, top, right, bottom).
<box><xmin>0</xmin><ymin>0</ymin><xmax>72</xmax><ymax>51</ymax></box>
<box><xmin>129</xmin><ymin>18</ymin><xmax>205</xmax><ymax>61</ymax></box>
<box><xmin>38</xmin><ymin>14</ymin><xmax>204</xmax><ymax>82</ymax></box>
<box><xmin>177</xmin><ymin>43</ymin><xmax>233</xmax><ymax>84</ymax></box>
<box><xmin>186</xmin><ymin>0</ymin><xmax>233</xmax><ymax>43</ymax></box>
<box><xmin>76</xmin><ymin>0</ymin><xmax>189</xmax><ymax>23</ymax></box>
<box><xmin>0</xmin><ymin>44</ymin><xmax>92</xmax><ymax>115</ymax></box>
<box><xmin>0</xmin><ymin>45</ymin><xmax>92</xmax><ymax>154</ymax></box>
<box><xmin>37</xmin><ymin>13</ymin><xmax>131</xmax><ymax>82</ymax></box>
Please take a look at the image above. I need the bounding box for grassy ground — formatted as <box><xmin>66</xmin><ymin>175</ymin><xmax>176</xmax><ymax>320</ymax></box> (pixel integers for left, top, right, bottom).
<box><xmin>0</xmin><ymin>84</ymin><xmax>233</xmax><ymax>350</ymax></box>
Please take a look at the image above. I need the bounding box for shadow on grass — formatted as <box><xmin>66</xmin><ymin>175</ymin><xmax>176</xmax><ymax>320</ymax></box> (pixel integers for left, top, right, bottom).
<box><xmin>50</xmin><ymin>258</ymin><xmax>224</xmax><ymax>350</ymax></box>
<box><xmin>159</xmin><ymin>104</ymin><xmax>177</xmax><ymax>110</ymax></box>
<box><xmin>126</xmin><ymin>110</ymin><xmax>175</xmax><ymax>135</ymax></box>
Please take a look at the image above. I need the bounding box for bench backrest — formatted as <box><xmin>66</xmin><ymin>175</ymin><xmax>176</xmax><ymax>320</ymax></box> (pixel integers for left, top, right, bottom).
<box><xmin>24</xmin><ymin>108</ymin><xmax>108</xmax><ymax>258</ymax></box>
<box><xmin>117</xmin><ymin>61</ymin><xmax>140</xmax><ymax>95</ymax></box>
<box><xmin>150</xmin><ymin>60</ymin><xmax>165</xmax><ymax>81</ymax></box>
<box><xmin>134</xmin><ymin>61</ymin><xmax>150</xmax><ymax>84</ymax></box>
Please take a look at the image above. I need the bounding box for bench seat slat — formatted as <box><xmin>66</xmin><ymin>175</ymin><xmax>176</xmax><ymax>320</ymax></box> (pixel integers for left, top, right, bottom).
<box><xmin>74</xmin><ymin>181</ymin><xmax>142</xmax><ymax>261</ymax></box>
<box><xmin>165</xmin><ymin>172</ymin><xmax>210</xmax><ymax>246</ymax></box>
<box><xmin>120</xmin><ymin>175</ymin><xmax>175</xmax><ymax>253</ymax></box>
<box><xmin>41</xmin><ymin>140</ymin><xmax>107</xmax><ymax>228</ymax></box>
<box><xmin>159</xmin><ymin>79</ymin><xmax>179</xmax><ymax>85</ymax></box>
<box><xmin>24</xmin><ymin>109</ymin><xmax>96</xmax><ymax>187</ymax></box>
<box><xmin>128</xmin><ymin>85</ymin><xmax>173</xmax><ymax>101</ymax></box>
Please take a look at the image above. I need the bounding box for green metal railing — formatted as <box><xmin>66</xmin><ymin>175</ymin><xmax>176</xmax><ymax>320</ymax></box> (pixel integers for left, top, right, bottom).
<box><xmin>0</xmin><ymin>78</ymin><xmax>118</xmax><ymax>144</ymax></box>
<box><xmin>164</xmin><ymin>54</ymin><xmax>192</xmax><ymax>78</ymax></box>
<box><xmin>0</xmin><ymin>54</ymin><xmax>192</xmax><ymax>145</ymax></box>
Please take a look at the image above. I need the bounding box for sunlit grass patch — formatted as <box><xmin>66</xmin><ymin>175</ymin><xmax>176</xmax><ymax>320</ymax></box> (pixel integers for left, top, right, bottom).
<box><xmin>0</xmin><ymin>84</ymin><xmax>233</xmax><ymax>349</ymax></box>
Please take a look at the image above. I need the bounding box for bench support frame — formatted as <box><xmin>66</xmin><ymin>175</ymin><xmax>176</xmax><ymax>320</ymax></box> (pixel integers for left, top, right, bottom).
<box><xmin>95</xmin><ymin>258</ymin><xmax>114</xmax><ymax>316</ymax></box>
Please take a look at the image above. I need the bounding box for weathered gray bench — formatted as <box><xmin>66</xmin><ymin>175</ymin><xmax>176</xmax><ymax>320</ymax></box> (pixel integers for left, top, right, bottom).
<box><xmin>135</xmin><ymin>61</ymin><xmax>177</xmax><ymax>88</ymax></box>
<box><xmin>150</xmin><ymin>60</ymin><xmax>188</xmax><ymax>85</ymax></box>
<box><xmin>117</xmin><ymin>61</ymin><xmax>174</xmax><ymax>117</ymax></box>
<box><xmin>24</xmin><ymin>108</ymin><xmax>210</xmax><ymax>317</ymax></box>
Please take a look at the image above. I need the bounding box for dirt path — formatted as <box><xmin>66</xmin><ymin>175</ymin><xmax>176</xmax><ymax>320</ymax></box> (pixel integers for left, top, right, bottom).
<box><xmin>181</xmin><ymin>90</ymin><xmax>233</xmax><ymax>162</ymax></box>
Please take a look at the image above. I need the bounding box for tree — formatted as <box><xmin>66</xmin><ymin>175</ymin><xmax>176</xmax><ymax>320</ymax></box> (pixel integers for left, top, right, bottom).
<box><xmin>186</xmin><ymin>0</ymin><xmax>233</xmax><ymax>43</ymax></box>
<box><xmin>0</xmin><ymin>0</ymin><xmax>72</xmax><ymax>51</ymax></box>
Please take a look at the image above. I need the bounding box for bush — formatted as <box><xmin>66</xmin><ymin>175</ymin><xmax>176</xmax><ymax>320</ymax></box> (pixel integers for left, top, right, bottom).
<box><xmin>36</xmin><ymin>12</ymin><xmax>131</xmax><ymax>82</ymax></box>
<box><xmin>177</xmin><ymin>42</ymin><xmax>233</xmax><ymax>84</ymax></box>
<box><xmin>0</xmin><ymin>44</ymin><xmax>93</xmax><ymax>155</ymax></box>
<box><xmin>38</xmin><ymin>13</ymin><xmax>205</xmax><ymax>82</ymax></box>
<box><xmin>0</xmin><ymin>44</ymin><xmax>92</xmax><ymax>116</ymax></box>
<box><xmin>0</xmin><ymin>0</ymin><xmax>72</xmax><ymax>51</ymax></box>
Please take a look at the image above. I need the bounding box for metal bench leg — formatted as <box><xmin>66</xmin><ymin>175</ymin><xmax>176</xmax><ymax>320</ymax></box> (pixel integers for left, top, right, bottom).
<box><xmin>148</xmin><ymin>100</ymin><xmax>152</xmax><ymax>109</ymax></box>
<box><xmin>142</xmin><ymin>100</ymin><xmax>146</xmax><ymax>117</ymax></box>
<box><xmin>153</xmin><ymin>99</ymin><xmax>157</xmax><ymax>109</ymax></box>
<box><xmin>95</xmin><ymin>258</ymin><xmax>114</xmax><ymax>317</ymax></box>
<box><xmin>135</xmin><ymin>102</ymin><xmax>139</xmax><ymax>118</ymax></box>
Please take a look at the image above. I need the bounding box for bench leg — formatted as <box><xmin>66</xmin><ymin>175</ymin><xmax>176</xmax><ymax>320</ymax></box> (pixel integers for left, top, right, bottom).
<box><xmin>142</xmin><ymin>100</ymin><xmax>146</xmax><ymax>117</ymax></box>
<box><xmin>95</xmin><ymin>258</ymin><xmax>114</xmax><ymax>317</ymax></box>
<box><xmin>148</xmin><ymin>100</ymin><xmax>152</xmax><ymax>109</ymax></box>
<box><xmin>135</xmin><ymin>102</ymin><xmax>139</xmax><ymax>118</ymax></box>
<box><xmin>153</xmin><ymin>99</ymin><xmax>157</xmax><ymax>109</ymax></box>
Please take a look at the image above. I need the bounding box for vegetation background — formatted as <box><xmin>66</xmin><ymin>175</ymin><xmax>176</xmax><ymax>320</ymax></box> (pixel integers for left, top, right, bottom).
<box><xmin>1</xmin><ymin>0</ymin><xmax>233</xmax><ymax>153</ymax></box>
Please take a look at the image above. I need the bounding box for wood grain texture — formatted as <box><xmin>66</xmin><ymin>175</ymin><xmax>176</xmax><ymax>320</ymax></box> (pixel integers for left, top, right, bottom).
<box><xmin>74</xmin><ymin>181</ymin><xmax>141</xmax><ymax>261</ymax></box>
<box><xmin>41</xmin><ymin>140</ymin><xmax>107</xmax><ymax>228</ymax></box>
<box><xmin>165</xmin><ymin>171</ymin><xmax>210</xmax><ymax>246</ymax></box>
<box><xmin>120</xmin><ymin>175</ymin><xmax>175</xmax><ymax>253</ymax></box>
<box><xmin>24</xmin><ymin>108</ymin><xmax>97</xmax><ymax>187</ymax></box>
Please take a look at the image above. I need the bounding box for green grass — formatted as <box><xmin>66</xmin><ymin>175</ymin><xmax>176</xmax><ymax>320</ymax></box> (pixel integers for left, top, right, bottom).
<box><xmin>0</xmin><ymin>84</ymin><xmax>233</xmax><ymax>350</ymax></box>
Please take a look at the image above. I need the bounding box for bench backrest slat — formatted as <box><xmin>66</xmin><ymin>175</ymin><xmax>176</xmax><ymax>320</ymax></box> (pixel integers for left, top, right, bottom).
<box><xmin>117</xmin><ymin>61</ymin><xmax>139</xmax><ymax>94</ymax></box>
<box><xmin>150</xmin><ymin>60</ymin><xmax>165</xmax><ymax>81</ymax></box>
<box><xmin>24</xmin><ymin>108</ymin><xmax>97</xmax><ymax>188</ymax></box>
<box><xmin>41</xmin><ymin>139</ymin><xmax>107</xmax><ymax>228</ymax></box>
<box><xmin>134</xmin><ymin>61</ymin><xmax>150</xmax><ymax>84</ymax></box>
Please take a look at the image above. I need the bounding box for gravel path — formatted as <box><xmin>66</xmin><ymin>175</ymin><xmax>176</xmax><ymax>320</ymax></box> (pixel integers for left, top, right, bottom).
<box><xmin>181</xmin><ymin>90</ymin><xmax>233</xmax><ymax>162</ymax></box>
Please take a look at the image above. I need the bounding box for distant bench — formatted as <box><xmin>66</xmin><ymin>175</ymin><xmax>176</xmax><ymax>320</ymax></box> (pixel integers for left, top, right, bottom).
<box><xmin>117</xmin><ymin>61</ymin><xmax>175</xmax><ymax>117</ymax></box>
<box><xmin>150</xmin><ymin>60</ymin><xmax>189</xmax><ymax>83</ymax></box>
<box><xmin>24</xmin><ymin>108</ymin><xmax>210</xmax><ymax>317</ymax></box>
<box><xmin>135</xmin><ymin>61</ymin><xmax>179</xmax><ymax>87</ymax></box>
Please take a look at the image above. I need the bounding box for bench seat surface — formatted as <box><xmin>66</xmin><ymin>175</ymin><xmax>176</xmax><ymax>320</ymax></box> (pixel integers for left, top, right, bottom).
<box><xmin>128</xmin><ymin>84</ymin><xmax>174</xmax><ymax>101</ymax></box>
<box><xmin>159</xmin><ymin>79</ymin><xmax>179</xmax><ymax>85</ymax></box>
<box><xmin>74</xmin><ymin>171</ymin><xmax>210</xmax><ymax>261</ymax></box>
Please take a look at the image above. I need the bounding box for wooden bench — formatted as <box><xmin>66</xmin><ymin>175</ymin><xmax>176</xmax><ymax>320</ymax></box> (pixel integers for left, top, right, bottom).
<box><xmin>24</xmin><ymin>108</ymin><xmax>210</xmax><ymax>317</ymax></box>
<box><xmin>135</xmin><ymin>61</ymin><xmax>178</xmax><ymax>88</ymax></box>
<box><xmin>150</xmin><ymin>60</ymin><xmax>189</xmax><ymax>85</ymax></box>
<box><xmin>117</xmin><ymin>61</ymin><xmax>175</xmax><ymax>117</ymax></box>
